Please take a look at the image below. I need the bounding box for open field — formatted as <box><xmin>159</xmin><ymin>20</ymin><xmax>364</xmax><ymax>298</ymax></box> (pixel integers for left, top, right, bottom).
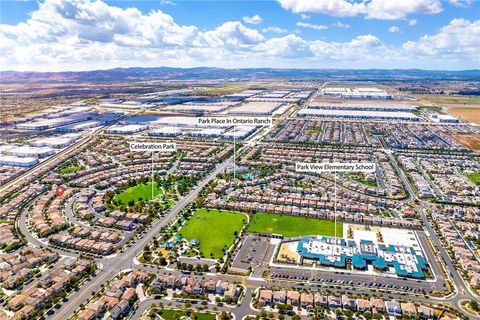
<box><xmin>59</xmin><ymin>165</ymin><xmax>81</xmax><ymax>174</ymax></box>
<box><xmin>450</xmin><ymin>135</ymin><xmax>480</xmax><ymax>152</ymax></box>
<box><xmin>467</xmin><ymin>172</ymin><xmax>480</xmax><ymax>185</ymax></box>
<box><xmin>414</xmin><ymin>94</ymin><xmax>480</xmax><ymax>106</ymax></box>
<box><xmin>114</xmin><ymin>181</ymin><xmax>164</xmax><ymax>204</ymax></box>
<box><xmin>247</xmin><ymin>213</ymin><xmax>343</xmax><ymax>238</ymax></box>
<box><xmin>178</xmin><ymin>209</ymin><xmax>246</xmax><ymax>259</ymax></box>
<box><xmin>447</xmin><ymin>107</ymin><xmax>480</xmax><ymax>124</ymax></box>
<box><xmin>192</xmin><ymin>83</ymin><xmax>251</xmax><ymax>96</ymax></box>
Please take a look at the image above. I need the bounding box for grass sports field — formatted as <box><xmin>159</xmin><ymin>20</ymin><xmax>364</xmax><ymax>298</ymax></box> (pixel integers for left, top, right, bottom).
<box><xmin>178</xmin><ymin>209</ymin><xmax>246</xmax><ymax>259</ymax></box>
<box><xmin>114</xmin><ymin>181</ymin><xmax>164</xmax><ymax>204</ymax></box>
<box><xmin>247</xmin><ymin>213</ymin><xmax>343</xmax><ymax>237</ymax></box>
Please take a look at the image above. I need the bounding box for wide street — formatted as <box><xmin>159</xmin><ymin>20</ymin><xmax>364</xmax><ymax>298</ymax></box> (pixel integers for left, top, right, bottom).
<box><xmin>47</xmin><ymin>156</ymin><xmax>234</xmax><ymax>320</ymax></box>
<box><xmin>7</xmin><ymin>111</ymin><xmax>479</xmax><ymax>320</ymax></box>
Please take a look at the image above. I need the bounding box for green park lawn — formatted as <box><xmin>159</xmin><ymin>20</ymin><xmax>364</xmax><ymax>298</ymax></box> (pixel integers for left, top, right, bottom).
<box><xmin>114</xmin><ymin>181</ymin><xmax>164</xmax><ymax>204</ymax></box>
<box><xmin>59</xmin><ymin>165</ymin><xmax>81</xmax><ymax>174</ymax></box>
<box><xmin>247</xmin><ymin>212</ymin><xmax>343</xmax><ymax>238</ymax></box>
<box><xmin>178</xmin><ymin>209</ymin><xmax>246</xmax><ymax>259</ymax></box>
<box><xmin>467</xmin><ymin>172</ymin><xmax>480</xmax><ymax>185</ymax></box>
<box><xmin>155</xmin><ymin>309</ymin><xmax>216</xmax><ymax>320</ymax></box>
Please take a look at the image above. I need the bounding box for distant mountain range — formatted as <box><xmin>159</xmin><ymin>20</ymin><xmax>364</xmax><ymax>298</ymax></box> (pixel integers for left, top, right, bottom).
<box><xmin>1</xmin><ymin>67</ymin><xmax>479</xmax><ymax>83</ymax></box>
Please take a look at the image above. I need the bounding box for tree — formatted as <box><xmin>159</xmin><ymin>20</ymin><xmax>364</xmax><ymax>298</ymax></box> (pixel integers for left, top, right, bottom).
<box><xmin>471</xmin><ymin>300</ymin><xmax>479</xmax><ymax>312</ymax></box>
<box><xmin>219</xmin><ymin>312</ymin><xmax>232</xmax><ymax>320</ymax></box>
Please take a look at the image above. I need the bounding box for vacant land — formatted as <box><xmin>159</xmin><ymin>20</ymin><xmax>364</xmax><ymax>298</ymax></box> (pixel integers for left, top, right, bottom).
<box><xmin>447</xmin><ymin>107</ymin><xmax>480</xmax><ymax>124</ymax></box>
<box><xmin>450</xmin><ymin>135</ymin><xmax>480</xmax><ymax>152</ymax></box>
<box><xmin>247</xmin><ymin>213</ymin><xmax>343</xmax><ymax>237</ymax></box>
<box><xmin>467</xmin><ymin>172</ymin><xmax>480</xmax><ymax>185</ymax></box>
<box><xmin>178</xmin><ymin>209</ymin><xmax>246</xmax><ymax>259</ymax></box>
<box><xmin>193</xmin><ymin>83</ymin><xmax>251</xmax><ymax>96</ymax></box>
<box><xmin>415</xmin><ymin>94</ymin><xmax>480</xmax><ymax>107</ymax></box>
<box><xmin>114</xmin><ymin>181</ymin><xmax>164</xmax><ymax>204</ymax></box>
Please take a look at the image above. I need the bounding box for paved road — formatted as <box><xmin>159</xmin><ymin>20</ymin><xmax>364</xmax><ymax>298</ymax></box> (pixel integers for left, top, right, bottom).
<box><xmin>49</xmin><ymin>158</ymin><xmax>233</xmax><ymax>320</ymax></box>
<box><xmin>18</xmin><ymin>202</ymin><xmax>80</xmax><ymax>259</ymax></box>
<box><xmin>388</xmin><ymin>151</ymin><xmax>479</xmax><ymax>316</ymax></box>
<box><xmin>11</xmin><ymin>108</ymin><xmax>479</xmax><ymax>320</ymax></box>
<box><xmin>0</xmin><ymin>136</ymin><xmax>93</xmax><ymax>196</ymax></box>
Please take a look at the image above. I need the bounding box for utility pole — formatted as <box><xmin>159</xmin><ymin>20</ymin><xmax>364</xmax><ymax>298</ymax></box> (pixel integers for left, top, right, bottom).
<box><xmin>151</xmin><ymin>151</ymin><xmax>154</xmax><ymax>200</ymax></box>
<box><xmin>334</xmin><ymin>172</ymin><xmax>337</xmax><ymax>240</ymax></box>
<box><xmin>233</xmin><ymin>125</ymin><xmax>236</xmax><ymax>180</ymax></box>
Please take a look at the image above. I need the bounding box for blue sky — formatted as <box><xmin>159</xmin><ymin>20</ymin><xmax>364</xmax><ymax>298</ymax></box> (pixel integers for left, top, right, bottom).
<box><xmin>0</xmin><ymin>0</ymin><xmax>479</xmax><ymax>71</ymax></box>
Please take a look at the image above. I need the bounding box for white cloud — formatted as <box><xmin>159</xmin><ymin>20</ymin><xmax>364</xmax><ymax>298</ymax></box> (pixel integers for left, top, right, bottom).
<box><xmin>254</xmin><ymin>34</ymin><xmax>313</xmax><ymax>58</ymax></box>
<box><xmin>408</xmin><ymin>19</ymin><xmax>417</xmax><ymax>26</ymax></box>
<box><xmin>200</xmin><ymin>21</ymin><xmax>265</xmax><ymax>47</ymax></box>
<box><xmin>242</xmin><ymin>14</ymin><xmax>263</xmax><ymax>25</ymax></box>
<box><xmin>0</xmin><ymin>0</ymin><xmax>198</xmax><ymax>47</ymax></box>
<box><xmin>310</xmin><ymin>34</ymin><xmax>387</xmax><ymax>60</ymax></box>
<box><xmin>262</xmin><ymin>26</ymin><xmax>288</xmax><ymax>34</ymax></box>
<box><xmin>279</xmin><ymin>0</ymin><xmax>364</xmax><ymax>17</ymax></box>
<box><xmin>0</xmin><ymin>0</ymin><xmax>478</xmax><ymax>71</ymax></box>
<box><xmin>389</xmin><ymin>26</ymin><xmax>401</xmax><ymax>33</ymax></box>
<box><xmin>300</xmin><ymin>13</ymin><xmax>310</xmax><ymax>19</ymax></box>
<box><xmin>332</xmin><ymin>21</ymin><xmax>350</xmax><ymax>28</ymax></box>
<box><xmin>296</xmin><ymin>21</ymin><xmax>328</xmax><ymax>30</ymax></box>
<box><xmin>447</xmin><ymin>0</ymin><xmax>473</xmax><ymax>8</ymax></box>
<box><xmin>277</xmin><ymin>0</ymin><xmax>443</xmax><ymax>20</ymax></box>
<box><xmin>160</xmin><ymin>0</ymin><xmax>176</xmax><ymax>6</ymax></box>
<box><xmin>402</xmin><ymin>18</ymin><xmax>480</xmax><ymax>59</ymax></box>
<box><xmin>365</xmin><ymin>0</ymin><xmax>442</xmax><ymax>20</ymax></box>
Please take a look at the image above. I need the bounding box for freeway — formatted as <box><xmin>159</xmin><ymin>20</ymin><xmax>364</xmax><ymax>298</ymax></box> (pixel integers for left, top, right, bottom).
<box><xmin>49</xmin><ymin>157</ymin><xmax>234</xmax><ymax>320</ymax></box>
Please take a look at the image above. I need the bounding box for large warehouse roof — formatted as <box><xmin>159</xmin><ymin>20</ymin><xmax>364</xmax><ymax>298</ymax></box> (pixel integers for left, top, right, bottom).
<box><xmin>297</xmin><ymin>108</ymin><xmax>420</xmax><ymax>121</ymax></box>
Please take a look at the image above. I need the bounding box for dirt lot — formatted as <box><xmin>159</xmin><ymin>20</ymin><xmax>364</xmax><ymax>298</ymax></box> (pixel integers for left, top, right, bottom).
<box><xmin>447</xmin><ymin>107</ymin><xmax>480</xmax><ymax>124</ymax></box>
<box><xmin>450</xmin><ymin>134</ymin><xmax>480</xmax><ymax>152</ymax></box>
<box><xmin>276</xmin><ymin>242</ymin><xmax>299</xmax><ymax>263</ymax></box>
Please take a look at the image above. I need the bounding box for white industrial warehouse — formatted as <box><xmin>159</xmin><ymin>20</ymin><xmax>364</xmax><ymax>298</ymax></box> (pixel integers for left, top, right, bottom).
<box><xmin>105</xmin><ymin>124</ymin><xmax>148</xmax><ymax>134</ymax></box>
<box><xmin>297</xmin><ymin>108</ymin><xmax>420</xmax><ymax>121</ymax></box>
<box><xmin>308</xmin><ymin>103</ymin><xmax>418</xmax><ymax>112</ymax></box>
<box><xmin>322</xmin><ymin>87</ymin><xmax>392</xmax><ymax>100</ymax></box>
<box><xmin>0</xmin><ymin>155</ymin><xmax>39</xmax><ymax>167</ymax></box>
<box><xmin>148</xmin><ymin>127</ymin><xmax>183</xmax><ymax>137</ymax></box>
<box><xmin>5</xmin><ymin>146</ymin><xmax>56</xmax><ymax>158</ymax></box>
